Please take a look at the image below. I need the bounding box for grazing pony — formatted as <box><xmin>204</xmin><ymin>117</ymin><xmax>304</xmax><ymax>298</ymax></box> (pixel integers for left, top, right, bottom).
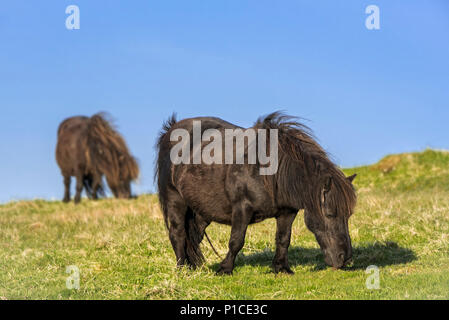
<box><xmin>56</xmin><ymin>113</ymin><xmax>139</xmax><ymax>203</ymax></box>
<box><xmin>156</xmin><ymin>112</ymin><xmax>356</xmax><ymax>274</ymax></box>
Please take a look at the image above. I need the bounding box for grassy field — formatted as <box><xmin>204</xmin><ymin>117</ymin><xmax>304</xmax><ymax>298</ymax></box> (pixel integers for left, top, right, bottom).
<box><xmin>1</xmin><ymin>149</ymin><xmax>449</xmax><ymax>300</ymax></box>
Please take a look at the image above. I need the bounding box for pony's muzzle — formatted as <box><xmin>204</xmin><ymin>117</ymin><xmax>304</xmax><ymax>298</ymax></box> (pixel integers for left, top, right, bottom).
<box><xmin>328</xmin><ymin>251</ymin><xmax>352</xmax><ymax>269</ymax></box>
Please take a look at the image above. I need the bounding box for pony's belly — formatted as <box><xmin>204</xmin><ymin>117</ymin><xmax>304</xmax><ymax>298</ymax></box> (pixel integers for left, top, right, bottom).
<box><xmin>199</xmin><ymin>209</ymin><xmax>274</xmax><ymax>226</ymax></box>
<box><xmin>250</xmin><ymin>211</ymin><xmax>276</xmax><ymax>224</ymax></box>
<box><xmin>181</xmin><ymin>187</ymin><xmax>233</xmax><ymax>225</ymax></box>
<box><xmin>205</xmin><ymin>213</ymin><xmax>233</xmax><ymax>225</ymax></box>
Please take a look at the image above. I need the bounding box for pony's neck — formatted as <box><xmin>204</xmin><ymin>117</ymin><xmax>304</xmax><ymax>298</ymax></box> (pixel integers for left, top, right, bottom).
<box><xmin>274</xmin><ymin>156</ymin><xmax>322</xmax><ymax>211</ymax></box>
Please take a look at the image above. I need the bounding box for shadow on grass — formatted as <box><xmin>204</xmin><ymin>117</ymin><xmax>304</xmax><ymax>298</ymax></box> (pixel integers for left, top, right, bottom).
<box><xmin>226</xmin><ymin>241</ymin><xmax>416</xmax><ymax>272</ymax></box>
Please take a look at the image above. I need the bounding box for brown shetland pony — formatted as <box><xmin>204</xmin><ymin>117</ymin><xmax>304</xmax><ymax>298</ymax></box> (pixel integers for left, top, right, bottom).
<box><xmin>156</xmin><ymin>112</ymin><xmax>356</xmax><ymax>275</ymax></box>
<box><xmin>56</xmin><ymin>113</ymin><xmax>139</xmax><ymax>203</ymax></box>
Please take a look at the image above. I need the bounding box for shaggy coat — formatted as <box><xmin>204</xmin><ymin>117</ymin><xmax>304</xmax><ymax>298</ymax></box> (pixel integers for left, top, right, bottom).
<box><xmin>56</xmin><ymin>113</ymin><xmax>139</xmax><ymax>203</ymax></box>
<box><xmin>156</xmin><ymin>112</ymin><xmax>356</xmax><ymax>274</ymax></box>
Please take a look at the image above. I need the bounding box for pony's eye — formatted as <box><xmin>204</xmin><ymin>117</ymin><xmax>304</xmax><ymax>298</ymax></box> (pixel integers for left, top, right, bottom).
<box><xmin>325</xmin><ymin>212</ymin><xmax>337</xmax><ymax>218</ymax></box>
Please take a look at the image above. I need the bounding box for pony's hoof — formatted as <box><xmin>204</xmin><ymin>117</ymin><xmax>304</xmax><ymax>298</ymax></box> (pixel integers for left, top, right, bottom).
<box><xmin>274</xmin><ymin>266</ymin><xmax>294</xmax><ymax>275</ymax></box>
<box><xmin>216</xmin><ymin>267</ymin><xmax>233</xmax><ymax>276</ymax></box>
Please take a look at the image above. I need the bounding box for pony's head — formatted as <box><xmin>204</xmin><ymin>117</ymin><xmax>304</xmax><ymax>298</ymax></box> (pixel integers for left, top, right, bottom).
<box><xmin>304</xmin><ymin>173</ymin><xmax>357</xmax><ymax>269</ymax></box>
<box><xmin>257</xmin><ymin>112</ymin><xmax>357</xmax><ymax>269</ymax></box>
<box><xmin>106</xmin><ymin>153</ymin><xmax>139</xmax><ymax>199</ymax></box>
<box><xmin>106</xmin><ymin>154</ymin><xmax>139</xmax><ymax>199</ymax></box>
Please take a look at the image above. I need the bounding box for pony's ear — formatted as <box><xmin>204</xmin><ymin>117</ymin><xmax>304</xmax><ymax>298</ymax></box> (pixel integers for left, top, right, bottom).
<box><xmin>347</xmin><ymin>174</ymin><xmax>357</xmax><ymax>183</ymax></box>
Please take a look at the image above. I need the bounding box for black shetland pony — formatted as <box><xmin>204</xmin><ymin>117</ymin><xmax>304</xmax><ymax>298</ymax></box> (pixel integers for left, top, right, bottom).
<box><xmin>56</xmin><ymin>113</ymin><xmax>139</xmax><ymax>204</ymax></box>
<box><xmin>156</xmin><ymin>112</ymin><xmax>356</xmax><ymax>274</ymax></box>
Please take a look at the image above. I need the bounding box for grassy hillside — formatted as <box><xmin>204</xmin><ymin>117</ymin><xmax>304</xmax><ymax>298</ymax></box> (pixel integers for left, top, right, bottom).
<box><xmin>1</xmin><ymin>149</ymin><xmax>448</xmax><ymax>299</ymax></box>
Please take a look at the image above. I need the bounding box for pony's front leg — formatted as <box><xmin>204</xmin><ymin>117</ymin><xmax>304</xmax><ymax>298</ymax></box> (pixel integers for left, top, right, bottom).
<box><xmin>74</xmin><ymin>174</ymin><xmax>84</xmax><ymax>204</ymax></box>
<box><xmin>217</xmin><ymin>205</ymin><xmax>253</xmax><ymax>275</ymax></box>
<box><xmin>272</xmin><ymin>211</ymin><xmax>297</xmax><ymax>274</ymax></box>
<box><xmin>91</xmin><ymin>174</ymin><xmax>102</xmax><ymax>200</ymax></box>
<box><xmin>62</xmin><ymin>175</ymin><xmax>71</xmax><ymax>203</ymax></box>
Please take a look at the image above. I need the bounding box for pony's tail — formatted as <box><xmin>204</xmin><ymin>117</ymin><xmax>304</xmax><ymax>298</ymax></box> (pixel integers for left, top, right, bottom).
<box><xmin>154</xmin><ymin>113</ymin><xmax>177</xmax><ymax>198</ymax></box>
<box><xmin>185</xmin><ymin>209</ymin><xmax>205</xmax><ymax>268</ymax></box>
<box><xmin>155</xmin><ymin>113</ymin><xmax>206</xmax><ymax>267</ymax></box>
<box><xmin>155</xmin><ymin>114</ymin><xmax>178</xmax><ymax>231</ymax></box>
<box><xmin>156</xmin><ymin>113</ymin><xmax>177</xmax><ymax>153</ymax></box>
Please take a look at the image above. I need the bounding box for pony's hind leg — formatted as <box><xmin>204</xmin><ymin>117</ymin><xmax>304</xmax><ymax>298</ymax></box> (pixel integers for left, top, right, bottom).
<box><xmin>165</xmin><ymin>188</ymin><xmax>188</xmax><ymax>267</ymax></box>
<box><xmin>63</xmin><ymin>175</ymin><xmax>71</xmax><ymax>203</ymax></box>
<box><xmin>272</xmin><ymin>211</ymin><xmax>297</xmax><ymax>274</ymax></box>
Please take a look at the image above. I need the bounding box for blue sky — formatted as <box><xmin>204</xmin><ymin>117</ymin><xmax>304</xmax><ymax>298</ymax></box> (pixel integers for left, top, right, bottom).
<box><xmin>0</xmin><ymin>1</ymin><xmax>448</xmax><ymax>203</ymax></box>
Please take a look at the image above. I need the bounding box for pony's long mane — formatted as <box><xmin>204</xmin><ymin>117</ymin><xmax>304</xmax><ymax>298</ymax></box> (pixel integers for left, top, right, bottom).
<box><xmin>87</xmin><ymin>113</ymin><xmax>139</xmax><ymax>185</ymax></box>
<box><xmin>255</xmin><ymin>112</ymin><xmax>356</xmax><ymax>217</ymax></box>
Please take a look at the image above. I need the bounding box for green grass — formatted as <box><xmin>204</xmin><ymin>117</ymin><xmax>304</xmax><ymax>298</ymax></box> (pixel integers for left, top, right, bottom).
<box><xmin>1</xmin><ymin>149</ymin><xmax>449</xmax><ymax>299</ymax></box>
